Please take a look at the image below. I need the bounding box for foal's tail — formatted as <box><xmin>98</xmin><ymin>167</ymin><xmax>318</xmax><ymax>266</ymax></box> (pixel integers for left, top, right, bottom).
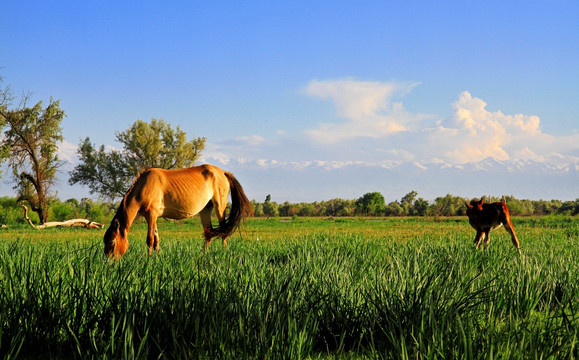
<box><xmin>216</xmin><ymin>172</ymin><xmax>254</xmax><ymax>239</ymax></box>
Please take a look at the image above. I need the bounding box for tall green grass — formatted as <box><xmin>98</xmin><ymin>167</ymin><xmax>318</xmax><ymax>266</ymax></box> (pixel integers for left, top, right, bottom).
<box><xmin>0</xmin><ymin>217</ymin><xmax>578</xmax><ymax>358</ymax></box>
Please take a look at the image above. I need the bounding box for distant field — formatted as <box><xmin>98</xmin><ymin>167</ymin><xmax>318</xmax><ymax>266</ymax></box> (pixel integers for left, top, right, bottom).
<box><xmin>0</xmin><ymin>216</ymin><xmax>578</xmax><ymax>359</ymax></box>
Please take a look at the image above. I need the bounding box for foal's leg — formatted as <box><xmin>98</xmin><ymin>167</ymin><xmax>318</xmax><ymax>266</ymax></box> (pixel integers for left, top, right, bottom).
<box><xmin>474</xmin><ymin>230</ymin><xmax>485</xmax><ymax>249</ymax></box>
<box><xmin>502</xmin><ymin>220</ymin><xmax>520</xmax><ymax>253</ymax></box>
<box><xmin>483</xmin><ymin>231</ymin><xmax>491</xmax><ymax>249</ymax></box>
<box><xmin>500</xmin><ymin>207</ymin><xmax>521</xmax><ymax>254</ymax></box>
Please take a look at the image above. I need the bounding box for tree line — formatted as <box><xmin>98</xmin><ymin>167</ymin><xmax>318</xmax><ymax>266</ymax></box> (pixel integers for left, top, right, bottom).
<box><xmin>253</xmin><ymin>192</ymin><xmax>579</xmax><ymax>218</ymax></box>
<box><xmin>1</xmin><ymin>192</ymin><xmax>577</xmax><ymax>227</ymax></box>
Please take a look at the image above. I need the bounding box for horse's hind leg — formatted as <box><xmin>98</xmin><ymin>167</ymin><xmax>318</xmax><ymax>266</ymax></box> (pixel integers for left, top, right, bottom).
<box><xmin>200</xmin><ymin>202</ymin><xmax>214</xmax><ymax>250</ymax></box>
<box><xmin>213</xmin><ymin>190</ymin><xmax>229</xmax><ymax>246</ymax></box>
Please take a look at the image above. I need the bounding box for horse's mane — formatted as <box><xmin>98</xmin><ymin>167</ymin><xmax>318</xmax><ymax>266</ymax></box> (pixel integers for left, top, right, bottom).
<box><xmin>115</xmin><ymin>168</ymin><xmax>152</xmax><ymax>225</ymax></box>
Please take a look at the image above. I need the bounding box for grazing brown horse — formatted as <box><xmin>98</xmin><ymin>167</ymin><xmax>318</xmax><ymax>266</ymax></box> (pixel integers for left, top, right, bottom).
<box><xmin>465</xmin><ymin>197</ymin><xmax>520</xmax><ymax>253</ymax></box>
<box><xmin>103</xmin><ymin>164</ymin><xmax>253</xmax><ymax>257</ymax></box>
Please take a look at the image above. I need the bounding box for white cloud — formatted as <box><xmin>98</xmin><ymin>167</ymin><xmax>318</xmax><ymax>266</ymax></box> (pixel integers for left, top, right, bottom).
<box><xmin>436</xmin><ymin>91</ymin><xmax>578</xmax><ymax>164</ymax></box>
<box><xmin>57</xmin><ymin>140</ymin><xmax>78</xmax><ymax>164</ymax></box>
<box><xmin>234</xmin><ymin>135</ymin><xmax>266</xmax><ymax>146</ymax></box>
<box><xmin>304</xmin><ymin>78</ymin><xmax>424</xmax><ymax>144</ymax></box>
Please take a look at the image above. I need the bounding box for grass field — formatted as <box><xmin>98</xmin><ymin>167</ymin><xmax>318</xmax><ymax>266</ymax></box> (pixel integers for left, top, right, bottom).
<box><xmin>0</xmin><ymin>216</ymin><xmax>578</xmax><ymax>359</ymax></box>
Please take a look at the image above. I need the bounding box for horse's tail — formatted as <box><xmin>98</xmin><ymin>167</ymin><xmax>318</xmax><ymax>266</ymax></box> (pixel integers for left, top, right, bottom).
<box><xmin>216</xmin><ymin>172</ymin><xmax>254</xmax><ymax>238</ymax></box>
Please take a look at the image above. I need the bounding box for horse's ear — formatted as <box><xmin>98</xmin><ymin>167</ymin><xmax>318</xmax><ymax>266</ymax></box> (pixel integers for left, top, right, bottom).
<box><xmin>479</xmin><ymin>196</ymin><xmax>485</xmax><ymax>205</ymax></box>
<box><xmin>465</xmin><ymin>202</ymin><xmax>473</xmax><ymax>209</ymax></box>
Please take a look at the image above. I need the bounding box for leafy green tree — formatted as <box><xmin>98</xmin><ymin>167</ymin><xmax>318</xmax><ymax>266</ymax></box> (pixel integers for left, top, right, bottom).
<box><xmin>558</xmin><ymin>199</ymin><xmax>579</xmax><ymax>216</ymax></box>
<box><xmin>324</xmin><ymin>198</ymin><xmax>355</xmax><ymax>217</ymax></box>
<box><xmin>69</xmin><ymin>118</ymin><xmax>206</xmax><ymax>199</ymax></box>
<box><xmin>355</xmin><ymin>192</ymin><xmax>385</xmax><ymax>216</ymax></box>
<box><xmin>68</xmin><ymin>138</ymin><xmax>134</xmax><ymax>200</ymax></box>
<box><xmin>0</xmin><ymin>96</ymin><xmax>65</xmax><ymax>224</ymax></box>
<box><xmin>413</xmin><ymin>198</ymin><xmax>430</xmax><ymax>216</ymax></box>
<box><xmin>384</xmin><ymin>201</ymin><xmax>404</xmax><ymax>216</ymax></box>
<box><xmin>431</xmin><ymin>194</ymin><xmax>467</xmax><ymax>216</ymax></box>
<box><xmin>400</xmin><ymin>190</ymin><xmax>418</xmax><ymax>215</ymax></box>
<box><xmin>262</xmin><ymin>194</ymin><xmax>279</xmax><ymax>217</ymax></box>
<box><xmin>279</xmin><ymin>201</ymin><xmax>298</xmax><ymax>217</ymax></box>
<box><xmin>251</xmin><ymin>200</ymin><xmax>264</xmax><ymax>217</ymax></box>
<box><xmin>116</xmin><ymin>118</ymin><xmax>206</xmax><ymax>171</ymax></box>
<box><xmin>400</xmin><ymin>190</ymin><xmax>418</xmax><ymax>206</ymax></box>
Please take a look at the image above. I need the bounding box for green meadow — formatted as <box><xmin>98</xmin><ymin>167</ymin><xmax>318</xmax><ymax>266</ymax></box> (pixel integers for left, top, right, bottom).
<box><xmin>0</xmin><ymin>216</ymin><xmax>578</xmax><ymax>359</ymax></box>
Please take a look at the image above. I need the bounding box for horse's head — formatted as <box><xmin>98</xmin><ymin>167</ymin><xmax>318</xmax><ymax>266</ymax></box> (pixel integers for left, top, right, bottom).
<box><xmin>103</xmin><ymin>218</ymin><xmax>129</xmax><ymax>257</ymax></box>
<box><xmin>465</xmin><ymin>196</ymin><xmax>485</xmax><ymax>214</ymax></box>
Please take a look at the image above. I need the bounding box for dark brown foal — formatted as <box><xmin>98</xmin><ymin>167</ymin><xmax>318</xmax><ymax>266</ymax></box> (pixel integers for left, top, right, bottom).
<box><xmin>465</xmin><ymin>197</ymin><xmax>520</xmax><ymax>254</ymax></box>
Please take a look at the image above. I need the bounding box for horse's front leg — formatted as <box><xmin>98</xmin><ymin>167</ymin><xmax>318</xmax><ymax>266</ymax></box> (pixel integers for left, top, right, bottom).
<box><xmin>146</xmin><ymin>215</ymin><xmax>160</xmax><ymax>255</ymax></box>
<box><xmin>202</xmin><ymin>227</ymin><xmax>213</xmax><ymax>250</ymax></box>
<box><xmin>153</xmin><ymin>228</ymin><xmax>160</xmax><ymax>254</ymax></box>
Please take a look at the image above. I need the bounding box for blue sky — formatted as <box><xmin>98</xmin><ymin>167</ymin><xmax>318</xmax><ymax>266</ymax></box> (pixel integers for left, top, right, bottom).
<box><xmin>1</xmin><ymin>1</ymin><xmax>578</xmax><ymax>202</ymax></box>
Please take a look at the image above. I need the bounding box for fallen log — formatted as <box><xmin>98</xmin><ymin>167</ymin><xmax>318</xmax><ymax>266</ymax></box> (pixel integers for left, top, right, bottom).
<box><xmin>19</xmin><ymin>203</ymin><xmax>104</xmax><ymax>229</ymax></box>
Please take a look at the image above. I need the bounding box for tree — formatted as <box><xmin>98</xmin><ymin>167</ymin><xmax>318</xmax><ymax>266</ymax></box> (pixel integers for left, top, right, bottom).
<box><xmin>355</xmin><ymin>192</ymin><xmax>385</xmax><ymax>216</ymax></box>
<box><xmin>413</xmin><ymin>198</ymin><xmax>430</xmax><ymax>216</ymax></box>
<box><xmin>400</xmin><ymin>190</ymin><xmax>418</xmax><ymax>215</ymax></box>
<box><xmin>430</xmin><ymin>194</ymin><xmax>467</xmax><ymax>216</ymax></box>
<box><xmin>262</xmin><ymin>194</ymin><xmax>279</xmax><ymax>217</ymax></box>
<box><xmin>68</xmin><ymin>138</ymin><xmax>134</xmax><ymax>200</ymax></box>
<box><xmin>69</xmin><ymin>118</ymin><xmax>206</xmax><ymax>199</ymax></box>
<box><xmin>400</xmin><ymin>190</ymin><xmax>418</xmax><ymax>206</ymax></box>
<box><xmin>0</xmin><ymin>96</ymin><xmax>65</xmax><ymax>224</ymax></box>
<box><xmin>384</xmin><ymin>201</ymin><xmax>404</xmax><ymax>216</ymax></box>
<box><xmin>116</xmin><ymin>118</ymin><xmax>206</xmax><ymax>171</ymax></box>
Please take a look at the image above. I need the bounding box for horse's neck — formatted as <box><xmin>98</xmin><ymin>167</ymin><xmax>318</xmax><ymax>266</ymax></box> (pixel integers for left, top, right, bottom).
<box><xmin>117</xmin><ymin>196</ymin><xmax>140</xmax><ymax>233</ymax></box>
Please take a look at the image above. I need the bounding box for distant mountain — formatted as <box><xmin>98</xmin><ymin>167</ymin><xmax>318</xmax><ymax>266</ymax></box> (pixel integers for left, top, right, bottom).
<box><xmin>208</xmin><ymin>157</ymin><xmax>579</xmax><ymax>202</ymax></box>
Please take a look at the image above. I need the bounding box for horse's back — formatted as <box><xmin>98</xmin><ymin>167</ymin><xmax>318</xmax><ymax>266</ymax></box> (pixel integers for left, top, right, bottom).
<box><xmin>137</xmin><ymin>165</ymin><xmax>228</xmax><ymax>220</ymax></box>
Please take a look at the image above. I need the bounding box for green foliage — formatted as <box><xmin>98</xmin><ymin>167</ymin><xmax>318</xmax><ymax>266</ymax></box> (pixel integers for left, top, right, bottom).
<box><xmin>0</xmin><ymin>217</ymin><xmax>577</xmax><ymax>358</ymax></box>
<box><xmin>430</xmin><ymin>194</ymin><xmax>468</xmax><ymax>217</ymax></box>
<box><xmin>0</xmin><ymin>197</ymin><xmax>39</xmax><ymax>225</ymax></box>
<box><xmin>116</xmin><ymin>118</ymin><xmax>206</xmax><ymax>171</ymax></box>
<box><xmin>69</xmin><ymin>118</ymin><xmax>206</xmax><ymax>200</ymax></box>
<box><xmin>0</xmin><ymin>97</ymin><xmax>65</xmax><ymax>223</ymax></box>
<box><xmin>355</xmin><ymin>192</ymin><xmax>386</xmax><ymax>216</ymax></box>
<box><xmin>48</xmin><ymin>200</ymin><xmax>76</xmax><ymax>221</ymax></box>
<box><xmin>68</xmin><ymin>137</ymin><xmax>135</xmax><ymax>199</ymax></box>
<box><xmin>412</xmin><ymin>197</ymin><xmax>429</xmax><ymax>216</ymax></box>
<box><xmin>262</xmin><ymin>194</ymin><xmax>279</xmax><ymax>217</ymax></box>
<box><xmin>0</xmin><ymin>196</ymin><xmax>114</xmax><ymax>226</ymax></box>
<box><xmin>251</xmin><ymin>193</ymin><xmax>577</xmax><ymax>218</ymax></box>
<box><xmin>559</xmin><ymin>199</ymin><xmax>579</xmax><ymax>216</ymax></box>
